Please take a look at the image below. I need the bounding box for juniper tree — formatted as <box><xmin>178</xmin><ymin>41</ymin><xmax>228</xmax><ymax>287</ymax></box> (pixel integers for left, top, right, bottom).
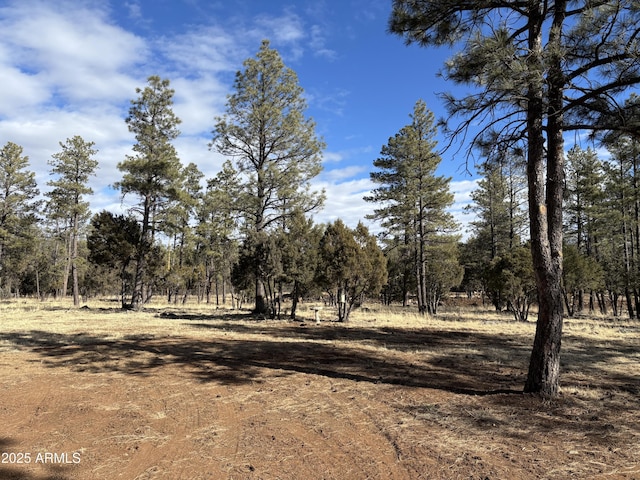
<box><xmin>316</xmin><ymin>220</ymin><xmax>387</xmax><ymax>322</ymax></box>
<box><xmin>279</xmin><ymin>209</ymin><xmax>323</xmax><ymax>320</ymax></box>
<box><xmin>87</xmin><ymin>211</ymin><xmax>140</xmax><ymax>307</ymax></box>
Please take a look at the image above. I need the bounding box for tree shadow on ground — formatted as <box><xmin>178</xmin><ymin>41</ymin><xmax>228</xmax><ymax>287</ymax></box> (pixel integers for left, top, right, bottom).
<box><xmin>2</xmin><ymin>314</ymin><xmax>638</xmax><ymax>395</ymax></box>
<box><xmin>1</xmin><ymin>324</ymin><xmax>525</xmax><ymax>395</ymax></box>
<box><xmin>2</xmin><ymin>314</ymin><xmax>639</xmax><ymax>446</ymax></box>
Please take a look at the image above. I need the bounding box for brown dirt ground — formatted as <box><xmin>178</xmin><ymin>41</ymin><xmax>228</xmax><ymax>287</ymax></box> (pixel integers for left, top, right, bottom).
<box><xmin>0</xmin><ymin>301</ymin><xmax>638</xmax><ymax>480</ymax></box>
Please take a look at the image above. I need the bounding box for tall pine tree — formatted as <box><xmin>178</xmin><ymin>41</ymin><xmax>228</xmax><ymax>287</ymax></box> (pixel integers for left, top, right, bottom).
<box><xmin>115</xmin><ymin>76</ymin><xmax>182</xmax><ymax>309</ymax></box>
<box><xmin>0</xmin><ymin>142</ymin><xmax>40</xmax><ymax>296</ymax></box>
<box><xmin>211</xmin><ymin>40</ymin><xmax>325</xmax><ymax>315</ymax></box>
<box><xmin>47</xmin><ymin>136</ymin><xmax>99</xmax><ymax>306</ymax></box>
<box><xmin>366</xmin><ymin>100</ymin><xmax>457</xmax><ymax>314</ymax></box>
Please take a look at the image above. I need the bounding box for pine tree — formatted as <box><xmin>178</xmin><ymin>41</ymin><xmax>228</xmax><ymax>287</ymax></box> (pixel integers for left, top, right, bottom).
<box><xmin>564</xmin><ymin>145</ymin><xmax>607</xmax><ymax>313</ymax></box>
<box><xmin>602</xmin><ymin>136</ymin><xmax>640</xmax><ymax>317</ymax></box>
<box><xmin>165</xmin><ymin>163</ymin><xmax>204</xmax><ymax>303</ymax></box>
<box><xmin>115</xmin><ymin>76</ymin><xmax>182</xmax><ymax>309</ymax></box>
<box><xmin>466</xmin><ymin>151</ymin><xmax>528</xmax><ymax>309</ymax></box>
<box><xmin>0</xmin><ymin>142</ymin><xmax>40</xmax><ymax>296</ymax></box>
<box><xmin>564</xmin><ymin>146</ymin><xmax>606</xmax><ymax>256</ymax></box>
<box><xmin>47</xmin><ymin>136</ymin><xmax>99</xmax><ymax>306</ymax></box>
<box><xmin>211</xmin><ymin>40</ymin><xmax>325</xmax><ymax>315</ymax></box>
<box><xmin>390</xmin><ymin>0</ymin><xmax>640</xmax><ymax>397</ymax></box>
<box><xmin>366</xmin><ymin>100</ymin><xmax>457</xmax><ymax>313</ymax></box>
<box><xmin>196</xmin><ymin>161</ymin><xmax>240</xmax><ymax>306</ymax></box>
<box><xmin>468</xmin><ymin>152</ymin><xmax>527</xmax><ymax>259</ymax></box>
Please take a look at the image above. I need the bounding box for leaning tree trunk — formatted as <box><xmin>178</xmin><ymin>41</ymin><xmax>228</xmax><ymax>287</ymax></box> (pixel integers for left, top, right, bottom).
<box><xmin>524</xmin><ymin>1</ymin><xmax>565</xmax><ymax>398</ymax></box>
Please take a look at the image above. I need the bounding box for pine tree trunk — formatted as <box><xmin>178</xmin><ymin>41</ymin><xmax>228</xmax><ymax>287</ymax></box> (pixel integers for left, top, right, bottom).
<box><xmin>131</xmin><ymin>196</ymin><xmax>152</xmax><ymax>310</ymax></box>
<box><xmin>253</xmin><ymin>170</ymin><xmax>269</xmax><ymax>316</ymax></box>
<box><xmin>62</xmin><ymin>233</ymin><xmax>71</xmax><ymax>298</ymax></box>
<box><xmin>290</xmin><ymin>280</ymin><xmax>299</xmax><ymax>320</ymax></box>
<box><xmin>71</xmin><ymin>213</ymin><xmax>80</xmax><ymax>307</ymax></box>
<box><xmin>524</xmin><ymin>1</ymin><xmax>565</xmax><ymax>398</ymax></box>
<box><xmin>222</xmin><ymin>272</ymin><xmax>226</xmax><ymax>305</ymax></box>
<box><xmin>254</xmin><ymin>277</ymin><xmax>268</xmax><ymax>315</ymax></box>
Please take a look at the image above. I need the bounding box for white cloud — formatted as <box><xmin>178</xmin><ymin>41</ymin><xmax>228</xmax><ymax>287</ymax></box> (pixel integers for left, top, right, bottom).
<box><xmin>3</xmin><ymin>0</ymin><xmax>459</xmax><ymax>246</ymax></box>
<box><xmin>0</xmin><ymin>67</ymin><xmax>50</xmax><ymax>115</ymax></box>
<box><xmin>157</xmin><ymin>25</ymin><xmax>244</xmax><ymax>75</ymax></box>
<box><xmin>173</xmin><ymin>136</ymin><xmax>227</xmax><ymax>181</ymax></box>
<box><xmin>449</xmin><ymin>179</ymin><xmax>479</xmax><ymax>239</ymax></box>
<box><xmin>171</xmin><ymin>75</ymin><xmax>227</xmax><ymax>136</ymax></box>
<box><xmin>313</xmin><ymin>177</ymin><xmax>375</xmax><ymax>228</ymax></box>
<box><xmin>321</xmin><ymin>165</ymin><xmax>367</xmax><ymax>182</ymax></box>
<box><xmin>311</xmin><ymin>175</ymin><xmax>478</xmax><ymax>239</ymax></box>
<box><xmin>322</xmin><ymin>151</ymin><xmax>344</xmax><ymax>163</ymax></box>
<box><xmin>125</xmin><ymin>1</ymin><xmax>142</xmax><ymax>20</ymax></box>
<box><xmin>255</xmin><ymin>11</ymin><xmax>305</xmax><ymax>44</ymax></box>
<box><xmin>0</xmin><ymin>1</ymin><xmax>147</xmax><ymax>103</ymax></box>
<box><xmin>310</xmin><ymin>24</ymin><xmax>337</xmax><ymax>60</ymax></box>
<box><xmin>450</xmin><ymin>178</ymin><xmax>477</xmax><ymax>207</ymax></box>
<box><xmin>321</xmin><ymin>145</ymin><xmax>373</xmax><ymax>165</ymax></box>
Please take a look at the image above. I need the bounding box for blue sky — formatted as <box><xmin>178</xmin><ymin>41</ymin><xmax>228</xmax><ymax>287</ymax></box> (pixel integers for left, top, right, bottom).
<box><xmin>0</xmin><ymin>0</ymin><xmax>478</xmax><ymax>235</ymax></box>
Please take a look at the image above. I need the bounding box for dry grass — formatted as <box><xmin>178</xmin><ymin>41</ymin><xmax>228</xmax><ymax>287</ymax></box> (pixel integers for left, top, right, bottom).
<box><xmin>1</xmin><ymin>296</ymin><xmax>639</xmax><ymax>479</ymax></box>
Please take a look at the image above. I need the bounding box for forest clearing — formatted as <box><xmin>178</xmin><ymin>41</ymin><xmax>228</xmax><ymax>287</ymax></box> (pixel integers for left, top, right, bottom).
<box><xmin>0</xmin><ymin>298</ymin><xmax>638</xmax><ymax>479</ymax></box>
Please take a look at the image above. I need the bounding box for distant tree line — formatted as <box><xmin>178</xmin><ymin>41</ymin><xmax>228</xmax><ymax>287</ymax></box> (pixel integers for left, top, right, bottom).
<box><xmin>0</xmin><ymin>42</ymin><xmax>388</xmax><ymax>322</ymax></box>
<box><xmin>3</xmin><ymin>92</ymin><xmax>636</xmax><ymax>323</ymax></box>
<box><xmin>1</xmin><ymin>34</ymin><xmax>639</xmax><ymax>335</ymax></box>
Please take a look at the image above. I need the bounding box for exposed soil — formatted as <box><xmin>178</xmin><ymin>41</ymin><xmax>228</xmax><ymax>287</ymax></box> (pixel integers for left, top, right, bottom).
<box><xmin>0</xmin><ymin>303</ymin><xmax>638</xmax><ymax>479</ymax></box>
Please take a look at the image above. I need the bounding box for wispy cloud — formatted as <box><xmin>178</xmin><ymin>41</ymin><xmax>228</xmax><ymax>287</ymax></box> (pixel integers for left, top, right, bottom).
<box><xmin>249</xmin><ymin>10</ymin><xmax>306</xmax><ymax>60</ymax></box>
<box><xmin>310</xmin><ymin>24</ymin><xmax>337</xmax><ymax>60</ymax></box>
<box><xmin>307</xmin><ymin>87</ymin><xmax>350</xmax><ymax>116</ymax></box>
<box><xmin>124</xmin><ymin>1</ymin><xmax>142</xmax><ymax>20</ymax></box>
<box><xmin>321</xmin><ymin>165</ymin><xmax>368</xmax><ymax>182</ymax></box>
<box><xmin>321</xmin><ymin>146</ymin><xmax>374</xmax><ymax>164</ymax></box>
<box><xmin>0</xmin><ymin>0</ymin><xmax>476</xmax><ymax>234</ymax></box>
<box><xmin>0</xmin><ymin>1</ymin><xmax>146</xmax><ymax>103</ymax></box>
<box><xmin>157</xmin><ymin>25</ymin><xmax>243</xmax><ymax>75</ymax></box>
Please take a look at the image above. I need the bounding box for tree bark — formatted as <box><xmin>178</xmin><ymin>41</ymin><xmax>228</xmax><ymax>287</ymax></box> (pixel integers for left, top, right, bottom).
<box><xmin>131</xmin><ymin>195</ymin><xmax>151</xmax><ymax>310</ymax></box>
<box><xmin>524</xmin><ymin>0</ymin><xmax>566</xmax><ymax>397</ymax></box>
<box><xmin>62</xmin><ymin>233</ymin><xmax>71</xmax><ymax>298</ymax></box>
<box><xmin>71</xmin><ymin>212</ymin><xmax>81</xmax><ymax>306</ymax></box>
